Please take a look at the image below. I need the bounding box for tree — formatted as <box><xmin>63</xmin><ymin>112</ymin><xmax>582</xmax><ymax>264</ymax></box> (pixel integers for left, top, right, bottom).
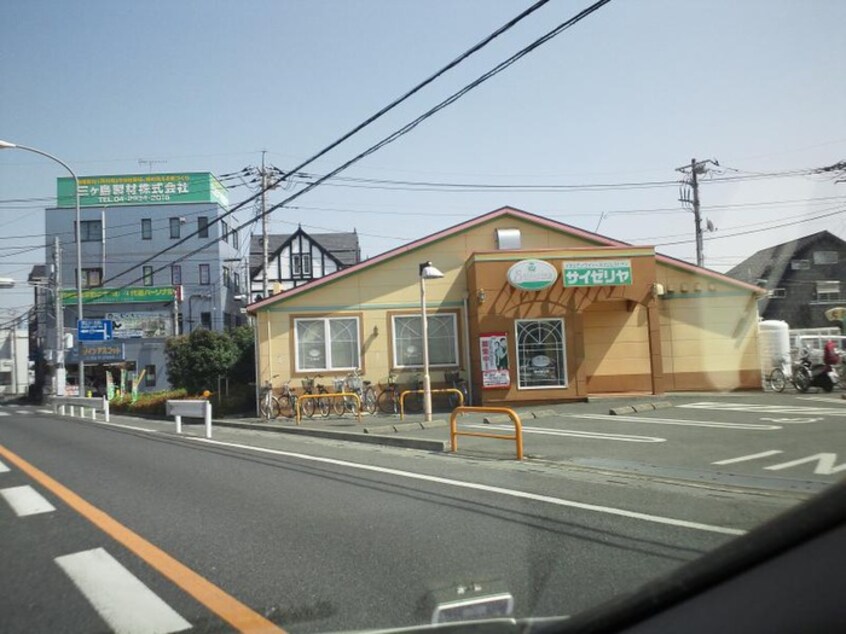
<box><xmin>165</xmin><ymin>328</ymin><xmax>237</xmax><ymax>393</ymax></box>
<box><xmin>229</xmin><ymin>325</ymin><xmax>255</xmax><ymax>381</ymax></box>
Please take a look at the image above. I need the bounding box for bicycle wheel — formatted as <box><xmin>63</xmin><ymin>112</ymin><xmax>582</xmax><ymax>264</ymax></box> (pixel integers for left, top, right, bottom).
<box><xmin>332</xmin><ymin>394</ymin><xmax>347</xmax><ymax>416</ymax></box>
<box><xmin>259</xmin><ymin>395</ymin><xmax>280</xmax><ymax>420</ymax></box>
<box><xmin>301</xmin><ymin>395</ymin><xmax>316</xmax><ymax>418</ymax></box>
<box><xmin>793</xmin><ymin>366</ymin><xmax>812</xmax><ymax>393</ymax></box>
<box><xmin>362</xmin><ymin>386</ymin><xmax>377</xmax><ymax>414</ymax></box>
<box><xmin>448</xmin><ymin>383</ymin><xmax>469</xmax><ymax>408</ymax></box>
<box><xmin>317</xmin><ymin>391</ymin><xmax>332</xmax><ymax>417</ymax></box>
<box><xmin>377</xmin><ymin>388</ymin><xmax>397</xmax><ymax>414</ymax></box>
<box><xmin>768</xmin><ymin>368</ymin><xmax>786</xmax><ymax>393</ymax></box>
<box><xmin>278</xmin><ymin>395</ymin><xmax>295</xmax><ymax>418</ymax></box>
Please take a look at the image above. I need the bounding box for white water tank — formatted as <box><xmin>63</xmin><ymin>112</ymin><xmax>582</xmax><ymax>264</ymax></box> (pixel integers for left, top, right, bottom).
<box><xmin>758</xmin><ymin>320</ymin><xmax>791</xmax><ymax>374</ymax></box>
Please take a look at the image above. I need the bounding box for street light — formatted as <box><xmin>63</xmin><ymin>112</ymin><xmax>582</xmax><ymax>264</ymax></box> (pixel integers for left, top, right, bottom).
<box><xmin>0</xmin><ymin>140</ymin><xmax>82</xmax><ymax>396</ymax></box>
<box><xmin>419</xmin><ymin>261</ymin><xmax>444</xmax><ymax>422</ymax></box>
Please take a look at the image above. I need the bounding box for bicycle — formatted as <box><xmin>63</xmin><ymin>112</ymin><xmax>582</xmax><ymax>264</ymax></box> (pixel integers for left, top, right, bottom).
<box><xmin>300</xmin><ymin>374</ymin><xmax>331</xmax><ymax>418</ymax></box>
<box><xmin>333</xmin><ymin>368</ymin><xmax>377</xmax><ymax>416</ymax></box>
<box><xmin>259</xmin><ymin>375</ymin><xmax>281</xmax><ymax>420</ymax></box>
<box><xmin>377</xmin><ymin>372</ymin><xmax>401</xmax><ymax>414</ymax></box>
<box><xmin>767</xmin><ymin>355</ymin><xmax>791</xmax><ymax>393</ymax></box>
<box><xmin>445</xmin><ymin>370</ymin><xmax>470</xmax><ymax>408</ymax></box>
<box><xmin>276</xmin><ymin>379</ymin><xmax>299</xmax><ymax>418</ymax></box>
<box><xmin>401</xmin><ymin>373</ymin><xmax>423</xmax><ymax>414</ymax></box>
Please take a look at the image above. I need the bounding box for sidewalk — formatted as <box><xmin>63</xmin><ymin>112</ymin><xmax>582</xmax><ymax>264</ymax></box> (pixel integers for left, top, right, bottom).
<box><xmin>209</xmin><ymin>393</ymin><xmax>677</xmax><ymax>453</ymax></box>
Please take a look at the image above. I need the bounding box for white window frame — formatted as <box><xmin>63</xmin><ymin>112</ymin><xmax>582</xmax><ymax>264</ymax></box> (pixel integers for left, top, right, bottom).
<box><xmin>302</xmin><ymin>253</ymin><xmax>312</xmax><ymax>276</ymax></box>
<box><xmin>768</xmin><ymin>287</ymin><xmax>786</xmax><ymax>299</ymax></box>
<box><xmin>294</xmin><ymin>316</ymin><xmax>361</xmax><ymax>372</ymax></box>
<box><xmin>813</xmin><ymin>251</ymin><xmax>838</xmax><ymax>265</ymax></box>
<box><xmin>815</xmin><ymin>280</ymin><xmax>841</xmax><ymax>303</ymax></box>
<box><xmin>199</xmin><ymin>263</ymin><xmax>210</xmax><ymax>285</ymax></box>
<box><xmin>142</xmin><ymin>266</ymin><xmax>154</xmax><ymax>287</ymax></box>
<box><xmin>391</xmin><ymin>313</ymin><xmax>459</xmax><ymax>369</ymax></box>
<box><xmin>791</xmin><ymin>259</ymin><xmax>810</xmax><ymax>270</ymax></box>
<box><xmin>515</xmin><ymin>318</ymin><xmax>568</xmax><ymax>390</ymax></box>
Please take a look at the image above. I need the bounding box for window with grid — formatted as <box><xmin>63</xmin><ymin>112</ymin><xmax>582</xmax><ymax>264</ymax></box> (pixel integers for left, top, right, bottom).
<box><xmin>392</xmin><ymin>314</ymin><xmax>458</xmax><ymax>368</ymax></box>
<box><xmin>197</xmin><ymin>216</ymin><xmax>209</xmax><ymax>238</ymax></box>
<box><xmin>813</xmin><ymin>251</ymin><xmax>839</xmax><ymax>265</ymax></box>
<box><xmin>515</xmin><ymin>319</ymin><xmax>567</xmax><ymax>389</ymax></box>
<box><xmin>199</xmin><ymin>263</ymin><xmax>210</xmax><ymax>285</ymax></box>
<box><xmin>294</xmin><ymin>317</ymin><xmax>360</xmax><ymax>371</ymax></box>
<box><xmin>78</xmin><ymin>268</ymin><xmax>103</xmax><ymax>288</ymax></box>
<box><xmin>143</xmin><ymin>266</ymin><xmax>154</xmax><ymax>286</ymax></box>
<box><xmin>171</xmin><ymin>265</ymin><xmax>181</xmax><ymax>285</ymax></box>
<box><xmin>816</xmin><ymin>280</ymin><xmax>840</xmax><ymax>302</ymax></box>
<box><xmin>141</xmin><ymin>218</ymin><xmax>152</xmax><ymax>240</ymax></box>
<box><xmin>75</xmin><ymin>220</ymin><xmax>102</xmax><ymax>242</ymax></box>
<box><xmin>170</xmin><ymin>217</ymin><xmax>181</xmax><ymax>239</ymax></box>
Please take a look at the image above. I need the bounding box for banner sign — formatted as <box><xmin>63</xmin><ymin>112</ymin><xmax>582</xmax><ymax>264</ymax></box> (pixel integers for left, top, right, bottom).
<box><xmin>62</xmin><ymin>286</ymin><xmax>175</xmax><ymax>305</ymax></box>
<box><xmin>106</xmin><ymin>311</ymin><xmax>171</xmax><ymax>339</ymax></box>
<box><xmin>67</xmin><ymin>342</ymin><xmax>126</xmax><ymax>364</ymax></box>
<box><xmin>480</xmin><ymin>332</ymin><xmax>510</xmax><ymax>389</ymax></box>
<box><xmin>57</xmin><ymin>172</ymin><xmax>229</xmax><ymax>208</ymax></box>
<box><xmin>563</xmin><ymin>260</ymin><xmax>633</xmax><ymax>287</ymax></box>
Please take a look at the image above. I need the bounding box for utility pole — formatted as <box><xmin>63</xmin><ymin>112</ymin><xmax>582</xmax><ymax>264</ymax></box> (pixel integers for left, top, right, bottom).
<box><xmin>261</xmin><ymin>150</ymin><xmax>269</xmax><ymax>299</ymax></box>
<box><xmin>677</xmin><ymin>158</ymin><xmax>719</xmax><ymax>267</ymax></box>
<box><xmin>54</xmin><ymin>237</ymin><xmax>66</xmax><ymax>396</ymax></box>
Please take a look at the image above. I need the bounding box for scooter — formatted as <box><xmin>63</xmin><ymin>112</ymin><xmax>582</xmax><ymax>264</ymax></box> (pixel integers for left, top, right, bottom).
<box><xmin>793</xmin><ymin>347</ymin><xmax>839</xmax><ymax>393</ymax></box>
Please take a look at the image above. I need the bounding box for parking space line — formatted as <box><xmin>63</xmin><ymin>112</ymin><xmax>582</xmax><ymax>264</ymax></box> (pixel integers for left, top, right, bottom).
<box><xmin>56</xmin><ymin>547</ymin><xmax>192</xmax><ymax>634</ymax></box>
<box><xmin>571</xmin><ymin>413</ymin><xmax>781</xmax><ymax>430</ymax></box>
<box><xmin>462</xmin><ymin>423</ymin><xmax>665</xmax><ymax>443</ymax></box>
<box><xmin>0</xmin><ymin>459</ymin><xmax>8</xmax><ymax>473</ymax></box>
<box><xmin>679</xmin><ymin>402</ymin><xmax>846</xmax><ymax>417</ymax></box>
<box><xmin>1</xmin><ymin>485</ymin><xmax>56</xmax><ymax>516</ymax></box>
<box><xmin>712</xmin><ymin>450</ymin><xmax>784</xmax><ymax>465</ymax></box>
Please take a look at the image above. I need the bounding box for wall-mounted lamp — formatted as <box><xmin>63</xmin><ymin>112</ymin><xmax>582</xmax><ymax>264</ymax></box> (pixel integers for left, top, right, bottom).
<box><xmin>372</xmin><ymin>325</ymin><xmax>379</xmax><ymax>336</ymax></box>
<box><xmin>476</xmin><ymin>288</ymin><xmax>487</xmax><ymax>304</ymax></box>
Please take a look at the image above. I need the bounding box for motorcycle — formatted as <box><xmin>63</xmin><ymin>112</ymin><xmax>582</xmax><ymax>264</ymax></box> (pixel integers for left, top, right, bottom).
<box><xmin>793</xmin><ymin>347</ymin><xmax>839</xmax><ymax>393</ymax></box>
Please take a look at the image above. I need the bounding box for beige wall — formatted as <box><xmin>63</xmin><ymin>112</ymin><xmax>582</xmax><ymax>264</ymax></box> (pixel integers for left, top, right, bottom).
<box><xmin>583</xmin><ymin>301</ymin><xmax>653</xmax><ymax>393</ymax></box>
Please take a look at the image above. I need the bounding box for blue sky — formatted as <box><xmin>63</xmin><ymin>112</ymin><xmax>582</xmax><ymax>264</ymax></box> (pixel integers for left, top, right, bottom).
<box><xmin>2</xmin><ymin>0</ymin><xmax>845</xmax><ymax>316</ymax></box>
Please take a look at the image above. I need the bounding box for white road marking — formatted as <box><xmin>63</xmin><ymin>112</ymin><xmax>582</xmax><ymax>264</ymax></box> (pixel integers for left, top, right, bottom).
<box><xmin>194</xmin><ymin>437</ymin><xmax>746</xmax><ymax>536</ymax></box>
<box><xmin>712</xmin><ymin>450</ymin><xmax>784</xmax><ymax>465</ymax></box>
<box><xmin>14</xmin><ymin>410</ymin><xmax>31</xmax><ymax>415</ymax></box>
<box><xmin>759</xmin><ymin>417</ymin><xmax>823</xmax><ymax>424</ymax></box>
<box><xmin>571</xmin><ymin>413</ymin><xmax>781</xmax><ymax>430</ymax></box>
<box><xmin>55</xmin><ymin>548</ymin><xmax>192</xmax><ymax>634</ymax></box>
<box><xmin>462</xmin><ymin>423</ymin><xmax>665</xmax><ymax>443</ymax></box>
<box><xmin>679</xmin><ymin>401</ymin><xmax>846</xmax><ymax>417</ymax></box>
<box><xmin>0</xmin><ymin>485</ymin><xmax>56</xmax><ymax>516</ymax></box>
<box><xmin>796</xmin><ymin>396</ymin><xmax>846</xmax><ymax>404</ymax></box>
<box><xmin>0</xmin><ymin>459</ymin><xmax>8</xmax><ymax>473</ymax></box>
<box><xmin>36</xmin><ymin>409</ymin><xmax>53</xmax><ymax>414</ymax></box>
<box><xmin>0</xmin><ymin>411</ymin><xmax>9</xmax><ymax>417</ymax></box>
<box><xmin>764</xmin><ymin>453</ymin><xmax>846</xmax><ymax>476</ymax></box>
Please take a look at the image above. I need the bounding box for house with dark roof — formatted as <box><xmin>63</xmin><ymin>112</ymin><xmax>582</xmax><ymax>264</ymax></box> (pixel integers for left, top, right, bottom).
<box><xmin>249</xmin><ymin>226</ymin><xmax>361</xmax><ymax>301</ymax></box>
<box><xmin>248</xmin><ymin>207</ymin><xmax>765</xmax><ymax>406</ymax></box>
<box><xmin>726</xmin><ymin>230</ymin><xmax>846</xmax><ymax>330</ymax></box>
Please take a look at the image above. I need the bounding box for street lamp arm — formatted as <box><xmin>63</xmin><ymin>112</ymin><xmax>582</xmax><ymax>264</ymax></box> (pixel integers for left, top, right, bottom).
<box><xmin>0</xmin><ymin>141</ymin><xmax>78</xmax><ymax>180</ymax></box>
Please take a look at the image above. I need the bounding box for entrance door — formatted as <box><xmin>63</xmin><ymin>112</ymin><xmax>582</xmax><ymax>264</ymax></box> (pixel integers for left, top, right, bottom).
<box><xmin>515</xmin><ymin>319</ymin><xmax>567</xmax><ymax>389</ymax></box>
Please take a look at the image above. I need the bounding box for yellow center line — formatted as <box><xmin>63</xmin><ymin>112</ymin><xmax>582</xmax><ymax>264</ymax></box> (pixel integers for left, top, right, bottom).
<box><xmin>0</xmin><ymin>443</ymin><xmax>286</xmax><ymax>634</ymax></box>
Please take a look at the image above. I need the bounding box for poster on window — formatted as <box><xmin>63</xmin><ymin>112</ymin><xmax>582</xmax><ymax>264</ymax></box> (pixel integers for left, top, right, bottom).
<box><xmin>480</xmin><ymin>332</ymin><xmax>510</xmax><ymax>389</ymax></box>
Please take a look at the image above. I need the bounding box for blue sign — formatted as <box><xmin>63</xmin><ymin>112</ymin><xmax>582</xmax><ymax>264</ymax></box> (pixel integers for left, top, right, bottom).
<box><xmin>78</xmin><ymin>319</ymin><xmax>113</xmax><ymax>342</ymax></box>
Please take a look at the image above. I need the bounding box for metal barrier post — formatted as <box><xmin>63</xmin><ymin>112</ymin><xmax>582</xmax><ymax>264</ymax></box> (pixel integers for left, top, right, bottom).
<box><xmin>449</xmin><ymin>406</ymin><xmax>523</xmax><ymax>460</ymax></box>
<box><xmin>175</xmin><ymin>414</ymin><xmax>182</xmax><ymax>434</ymax></box>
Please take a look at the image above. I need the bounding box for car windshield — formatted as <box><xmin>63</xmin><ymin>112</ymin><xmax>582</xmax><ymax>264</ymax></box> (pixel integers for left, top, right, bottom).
<box><xmin>1</xmin><ymin>1</ymin><xmax>844</xmax><ymax>632</ymax></box>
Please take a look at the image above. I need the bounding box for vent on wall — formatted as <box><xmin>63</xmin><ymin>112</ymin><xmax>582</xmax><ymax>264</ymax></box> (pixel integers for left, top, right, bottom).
<box><xmin>496</xmin><ymin>228</ymin><xmax>521</xmax><ymax>250</ymax></box>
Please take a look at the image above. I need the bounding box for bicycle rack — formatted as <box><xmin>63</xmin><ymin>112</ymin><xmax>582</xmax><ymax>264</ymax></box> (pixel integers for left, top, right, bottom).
<box><xmin>295</xmin><ymin>391</ymin><xmax>362</xmax><ymax>425</ymax></box>
<box><xmin>449</xmin><ymin>406</ymin><xmax>523</xmax><ymax>461</ymax></box>
<box><xmin>399</xmin><ymin>388</ymin><xmax>465</xmax><ymax>420</ymax></box>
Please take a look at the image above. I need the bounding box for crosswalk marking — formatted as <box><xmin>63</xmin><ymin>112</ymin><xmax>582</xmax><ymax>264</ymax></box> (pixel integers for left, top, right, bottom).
<box><xmin>679</xmin><ymin>401</ymin><xmax>846</xmax><ymax>417</ymax></box>
<box><xmin>55</xmin><ymin>548</ymin><xmax>192</xmax><ymax>634</ymax></box>
<box><xmin>463</xmin><ymin>423</ymin><xmax>665</xmax><ymax>443</ymax></box>
<box><xmin>763</xmin><ymin>453</ymin><xmax>846</xmax><ymax>475</ymax></box>
<box><xmin>571</xmin><ymin>413</ymin><xmax>781</xmax><ymax>430</ymax></box>
<box><xmin>1</xmin><ymin>485</ymin><xmax>56</xmax><ymax>516</ymax></box>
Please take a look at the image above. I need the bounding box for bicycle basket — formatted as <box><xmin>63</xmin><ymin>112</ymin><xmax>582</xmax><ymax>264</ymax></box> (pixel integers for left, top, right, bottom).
<box><xmin>301</xmin><ymin>377</ymin><xmax>315</xmax><ymax>390</ymax></box>
<box><xmin>347</xmin><ymin>376</ymin><xmax>363</xmax><ymax>391</ymax></box>
<box><xmin>333</xmin><ymin>378</ymin><xmax>345</xmax><ymax>392</ymax></box>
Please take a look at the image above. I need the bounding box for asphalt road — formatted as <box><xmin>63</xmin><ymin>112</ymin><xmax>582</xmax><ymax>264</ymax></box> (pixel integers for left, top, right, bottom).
<box><xmin>0</xmin><ymin>395</ymin><xmax>840</xmax><ymax>633</ymax></box>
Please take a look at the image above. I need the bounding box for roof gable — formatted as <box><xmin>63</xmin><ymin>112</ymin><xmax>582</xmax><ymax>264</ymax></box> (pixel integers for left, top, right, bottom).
<box><xmin>248</xmin><ymin>206</ymin><xmax>761</xmax><ymax>312</ymax></box>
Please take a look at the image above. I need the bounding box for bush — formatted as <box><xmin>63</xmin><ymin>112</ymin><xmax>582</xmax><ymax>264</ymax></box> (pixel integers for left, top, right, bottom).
<box><xmin>110</xmin><ymin>388</ymin><xmax>189</xmax><ymax>416</ymax></box>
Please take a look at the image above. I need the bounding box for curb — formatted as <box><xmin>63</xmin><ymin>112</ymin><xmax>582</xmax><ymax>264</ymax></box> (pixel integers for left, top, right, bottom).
<box><xmin>211</xmin><ymin>419</ymin><xmax>447</xmax><ymax>452</ymax></box>
<box><xmin>609</xmin><ymin>401</ymin><xmax>672</xmax><ymax>415</ymax></box>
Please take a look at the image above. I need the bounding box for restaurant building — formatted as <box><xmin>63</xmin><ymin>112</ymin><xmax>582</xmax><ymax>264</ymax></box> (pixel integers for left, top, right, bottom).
<box><xmin>247</xmin><ymin>207</ymin><xmax>764</xmax><ymax>405</ymax></box>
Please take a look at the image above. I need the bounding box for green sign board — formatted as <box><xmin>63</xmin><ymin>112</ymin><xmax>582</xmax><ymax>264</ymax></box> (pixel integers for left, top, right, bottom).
<box><xmin>62</xmin><ymin>286</ymin><xmax>176</xmax><ymax>305</ymax></box>
<box><xmin>562</xmin><ymin>260</ymin><xmax>633</xmax><ymax>287</ymax></box>
<box><xmin>56</xmin><ymin>172</ymin><xmax>229</xmax><ymax>208</ymax></box>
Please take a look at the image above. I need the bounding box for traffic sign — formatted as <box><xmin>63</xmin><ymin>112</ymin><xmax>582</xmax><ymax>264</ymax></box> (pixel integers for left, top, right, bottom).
<box><xmin>78</xmin><ymin>319</ymin><xmax>113</xmax><ymax>342</ymax></box>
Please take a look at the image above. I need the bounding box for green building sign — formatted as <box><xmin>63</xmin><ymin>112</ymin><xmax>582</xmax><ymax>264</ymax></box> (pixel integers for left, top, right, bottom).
<box><xmin>56</xmin><ymin>172</ymin><xmax>228</xmax><ymax>208</ymax></box>
<box><xmin>62</xmin><ymin>286</ymin><xmax>176</xmax><ymax>305</ymax></box>
<box><xmin>562</xmin><ymin>260</ymin><xmax>633</xmax><ymax>287</ymax></box>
